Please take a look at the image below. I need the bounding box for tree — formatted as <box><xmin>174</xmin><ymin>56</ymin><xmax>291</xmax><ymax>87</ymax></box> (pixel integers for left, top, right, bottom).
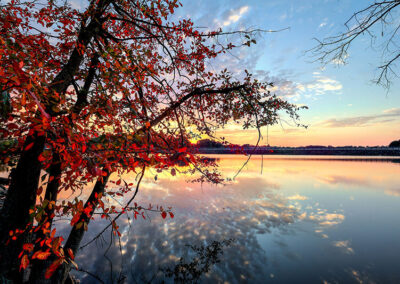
<box><xmin>310</xmin><ymin>0</ymin><xmax>400</xmax><ymax>88</ymax></box>
<box><xmin>0</xmin><ymin>0</ymin><xmax>303</xmax><ymax>282</ymax></box>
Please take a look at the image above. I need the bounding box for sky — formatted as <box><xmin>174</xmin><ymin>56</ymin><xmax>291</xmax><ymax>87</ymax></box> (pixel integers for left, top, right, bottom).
<box><xmin>173</xmin><ymin>0</ymin><xmax>400</xmax><ymax>146</ymax></box>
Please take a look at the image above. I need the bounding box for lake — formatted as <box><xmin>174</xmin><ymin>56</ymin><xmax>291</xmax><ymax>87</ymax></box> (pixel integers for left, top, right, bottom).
<box><xmin>58</xmin><ymin>155</ymin><xmax>400</xmax><ymax>283</ymax></box>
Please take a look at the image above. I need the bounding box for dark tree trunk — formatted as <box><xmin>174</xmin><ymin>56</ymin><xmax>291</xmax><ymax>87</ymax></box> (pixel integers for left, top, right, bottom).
<box><xmin>0</xmin><ymin>133</ymin><xmax>46</xmax><ymax>280</ymax></box>
<box><xmin>0</xmin><ymin>5</ymin><xmax>106</xmax><ymax>279</ymax></box>
<box><xmin>43</xmin><ymin>154</ymin><xmax>62</xmax><ymax>228</ymax></box>
<box><xmin>50</xmin><ymin>171</ymin><xmax>110</xmax><ymax>284</ymax></box>
<box><xmin>28</xmin><ymin>154</ymin><xmax>62</xmax><ymax>283</ymax></box>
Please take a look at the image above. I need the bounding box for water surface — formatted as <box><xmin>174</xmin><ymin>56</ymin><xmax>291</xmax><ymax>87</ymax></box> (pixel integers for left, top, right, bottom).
<box><xmin>60</xmin><ymin>155</ymin><xmax>400</xmax><ymax>283</ymax></box>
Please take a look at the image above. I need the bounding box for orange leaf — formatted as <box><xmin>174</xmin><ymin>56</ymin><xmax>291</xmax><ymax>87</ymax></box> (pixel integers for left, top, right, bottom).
<box><xmin>67</xmin><ymin>248</ymin><xmax>75</xmax><ymax>260</ymax></box>
<box><xmin>50</xmin><ymin>228</ymin><xmax>56</xmax><ymax>238</ymax></box>
<box><xmin>20</xmin><ymin>255</ymin><xmax>29</xmax><ymax>271</ymax></box>
<box><xmin>21</xmin><ymin>93</ymin><xmax>26</xmax><ymax>106</ymax></box>
<box><xmin>32</xmin><ymin>250</ymin><xmax>51</xmax><ymax>260</ymax></box>
<box><xmin>45</xmin><ymin>259</ymin><xmax>62</xmax><ymax>279</ymax></box>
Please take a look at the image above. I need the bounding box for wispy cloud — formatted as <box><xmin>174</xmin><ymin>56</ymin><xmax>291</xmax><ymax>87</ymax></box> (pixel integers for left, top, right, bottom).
<box><xmin>318</xmin><ymin>108</ymin><xmax>400</xmax><ymax>128</ymax></box>
<box><xmin>383</xmin><ymin>107</ymin><xmax>400</xmax><ymax>115</ymax></box>
<box><xmin>215</xmin><ymin>6</ymin><xmax>249</xmax><ymax>27</ymax></box>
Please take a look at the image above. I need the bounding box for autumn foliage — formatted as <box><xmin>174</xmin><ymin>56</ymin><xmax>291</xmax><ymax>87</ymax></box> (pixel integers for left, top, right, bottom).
<box><xmin>0</xmin><ymin>0</ymin><xmax>303</xmax><ymax>282</ymax></box>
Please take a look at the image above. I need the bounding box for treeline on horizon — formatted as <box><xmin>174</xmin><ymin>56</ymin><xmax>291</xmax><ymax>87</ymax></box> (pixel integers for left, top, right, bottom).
<box><xmin>193</xmin><ymin>139</ymin><xmax>400</xmax><ymax>156</ymax></box>
<box><xmin>195</xmin><ymin>139</ymin><xmax>400</xmax><ymax>149</ymax></box>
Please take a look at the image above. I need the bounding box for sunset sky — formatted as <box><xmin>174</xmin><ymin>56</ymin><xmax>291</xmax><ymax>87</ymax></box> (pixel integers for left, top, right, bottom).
<box><xmin>67</xmin><ymin>0</ymin><xmax>400</xmax><ymax>146</ymax></box>
<box><xmin>175</xmin><ymin>0</ymin><xmax>400</xmax><ymax>146</ymax></box>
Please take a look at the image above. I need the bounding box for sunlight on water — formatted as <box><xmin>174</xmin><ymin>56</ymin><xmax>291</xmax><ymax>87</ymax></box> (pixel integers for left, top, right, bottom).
<box><xmin>56</xmin><ymin>155</ymin><xmax>400</xmax><ymax>283</ymax></box>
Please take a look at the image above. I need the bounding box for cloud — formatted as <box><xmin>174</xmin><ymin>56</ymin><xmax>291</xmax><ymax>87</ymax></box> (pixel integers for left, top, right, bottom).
<box><xmin>318</xmin><ymin>108</ymin><xmax>400</xmax><ymax>128</ymax></box>
<box><xmin>318</xmin><ymin>116</ymin><xmax>377</xmax><ymax>127</ymax></box>
<box><xmin>254</xmin><ymin>70</ymin><xmax>303</xmax><ymax>100</ymax></box>
<box><xmin>319</xmin><ymin>18</ymin><xmax>328</xmax><ymax>28</ymax></box>
<box><xmin>332</xmin><ymin>240</ymin><xmax>355</xmax><ymax>254</ymax></box>
<box><xmin>383</xmin><ymin>107</ymin><xmax>400</xmax><ymax>115</ymax></box>
<box><xmin>318</xmin><ymin>175</ymin><xmax>370</xmax><ymax>187</ymax></box>
<box><xmin>287</xmin><ymin>194</ymin><xmax>308</xmax><ymax>200</ymax></box>
<box><xmin>216</xmin><ymin>6</ymin><xmax>249</xmax><ymax>27</ymax></box>
<box><xmin>384</xmin><ymin>188</ymin><xmax>400</xmax><ymax>197</ymax></box>
<box><xmin>257</xmin><ymin>71</ymin><xmax>343</xmax><ymax>102</ymax></box>
<box><xmin>307</xmin><ymin>212</ymin><xmax>345</xmax><ymax>227</ymax></box>
<box><xmin>306</xmin><ymin>76</ymin><xmax>342</xmax><ymax>93</ymax></box>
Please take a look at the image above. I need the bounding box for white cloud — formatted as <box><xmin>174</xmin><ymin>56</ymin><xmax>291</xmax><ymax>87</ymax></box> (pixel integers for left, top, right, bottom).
<box><xmin>306</xmin><ymin>76</ymin><xmax>342</xmax><ymax>93</ymax></box>
<box><xmin>218</xmin><ymin>6</ymin><xmax>249</xmax><ymax>27</ymax></box>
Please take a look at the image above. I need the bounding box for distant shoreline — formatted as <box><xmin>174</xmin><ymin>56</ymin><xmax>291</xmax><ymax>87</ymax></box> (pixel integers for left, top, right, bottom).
<box><xmin>196</xmin><ymin>147</ymin><xmax>400</xmax><ymax>156</ymax></box>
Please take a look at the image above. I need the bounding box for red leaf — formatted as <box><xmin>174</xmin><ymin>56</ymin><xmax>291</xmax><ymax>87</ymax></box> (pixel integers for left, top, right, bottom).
<box><xmin>116</xmin><ymin>179</ymin><xmax>121</xmax><ymax>185</ymax></box>
<box><xmin>161</xmin><ymin>211</ymin><xmax>167</xmax><ymax>219</ymax></box>
<box><xmin>20</xmin><ymin>255</ymin><xmax>29</xmax><ymax>271</ymax></box>
<box><xmin>178</xmin><ymin>147</ymin><xmax>187</xmax><ymax>153</ymax></box>
<box><xmin>32</xmin><ymin>250</ymin><xmax>51</xmax><ymax>260</ymax></box>
<box><xmin>45</xmin><ymin>259</ymin><xmax>62</xmax><ymax>279</ymax></box>
<box><xmin>25</xmin><ymin>142</ymin><xmax>34</xmax><ymax>151</ymax></box>
<box><xmin>23</xmin><ymin>243</ymin><xmax>34</xmax><ymax>252</ymax></box>
<box><xmin>70</xmin><ymin>213</ymin><xmax>81</xmax><ymax>226</ymax></box>
<box><xmin>38</xmin><ymin>154</ymin><xmax>46</xmax><ymax>162</ymax></box>
<box><xmin>169</xmin><ymin>212</ymin><xmax>174</xmax><ymax>219</ymax></box>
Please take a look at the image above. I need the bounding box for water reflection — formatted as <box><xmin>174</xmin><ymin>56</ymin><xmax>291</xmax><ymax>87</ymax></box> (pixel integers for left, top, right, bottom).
<box><xmin>53</xmin><ymin>155</ymin><xmax>400</xmax><ymax>283</ymax></box>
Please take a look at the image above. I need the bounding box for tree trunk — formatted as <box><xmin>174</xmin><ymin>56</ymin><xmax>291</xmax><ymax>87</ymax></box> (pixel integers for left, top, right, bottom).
<box><xmin>28</xmin><ymin>154</ymin><xmax>62</xmax><ymax>283</ymax></box>
<box><xmin>0</xmin><ymin>5</ymin><xmax>105</xmax><ymax>279</ymax></box>
<box><xmin>50</xmin><ymin>171</ymin><xmax>110</xmax><ymax>284</ymax></box>
<box><xmin>0</xmin><ymin>133</ymin><xmax>45</xmax><ymax>281</ymax></box>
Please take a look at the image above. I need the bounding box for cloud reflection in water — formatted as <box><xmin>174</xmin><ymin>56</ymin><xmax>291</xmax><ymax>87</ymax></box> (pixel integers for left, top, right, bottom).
<box><xmin>54</xmin><ymin>155</ymin><xmax>400</xmax><ymax>283</ymax></box>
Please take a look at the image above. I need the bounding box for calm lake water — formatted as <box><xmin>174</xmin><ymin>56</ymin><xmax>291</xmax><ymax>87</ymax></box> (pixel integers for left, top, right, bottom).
<box><xmin>57</xmin><ymin>155</ymin><xmax>400</xmax><ymax>283</ymax></box>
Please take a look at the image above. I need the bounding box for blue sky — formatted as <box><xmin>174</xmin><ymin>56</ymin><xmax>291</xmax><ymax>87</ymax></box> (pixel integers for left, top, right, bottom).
<box><xmin>174</xmin><ymin>0</ymin><xmax>400</xmax><ymax>146</ymax></box>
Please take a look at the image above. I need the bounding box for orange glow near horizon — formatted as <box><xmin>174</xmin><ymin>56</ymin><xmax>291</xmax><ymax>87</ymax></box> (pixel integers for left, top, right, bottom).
<box><xmin>214</xmin><ymin>122</ymin><xmax>399</xmax><ymax>147</ymax></box>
